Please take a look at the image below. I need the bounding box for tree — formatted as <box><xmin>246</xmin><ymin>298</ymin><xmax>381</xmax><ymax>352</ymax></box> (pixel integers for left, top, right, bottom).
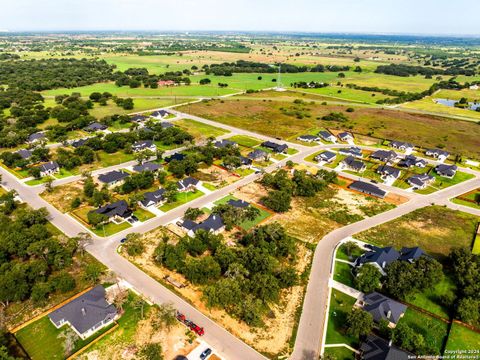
<box><xmin>392</xmin><ymin>322</ymin><xmax>427</xmax><ymax>353</ymax></box>
<box><xmin>139</xmin><ymin>343</ymin><xmax>163</xmax><ymax>360</ymax></box>
<box><xmin>343</xmin><ymin>241</ymin><xmax>360</xmax><ymax>258</ymax></box>
<box><xmin>346</xmin><ymin>308</ymin><xmax>373</xmax><ymax>337</ymax></box>
<box><xmin>457</xmin><ymin>297</ymin><xmax>480</xmax><ymax>324</ymax></box>
<box><xmin>184</xmin><ymin>207</ymin><xmax>203</xmax><ymax>221</ymax></box>
<box><xmin>125</xmin><ymin>233</ymin><xmax>145</xmax><ymax>257</ymax></box>
<box><xmin>87</xmin><ymin>211</ymin><xmax>107</xmax><ymax>227</ymax></box>
<box><xmin>29</xmin><ymin>166</ymin><xmax>41</xmax><ymax>179</ymax></box>
<box><xmin>354</xmin><ymin>264</ymin><xmax>382</xmax><ymax>293</ymax></box>
<box><xmin>152</xmin><ymin>303</ymin><xmax>177</xmax><ymax>330</ymax></box>
<box><xmin>262</xmin><ymin>190</ymin><xmax>291</xmax><ymax>212</ymax></box>
<box><xmin>84</xmin><ymin>263</ymin><xmax>103</xmax><ymax>283</ymax></box>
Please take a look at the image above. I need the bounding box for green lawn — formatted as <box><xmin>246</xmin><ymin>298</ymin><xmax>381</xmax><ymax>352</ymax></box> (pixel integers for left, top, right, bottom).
<box><xmin>97</xmin><ymin>151</ymin><xmax>135</xmax><ymax>167</ymax></box>
<box><xmin>174</xmin><ymin>118</ymin><xmax>229</xmax><ymax>140</ymax></box>
<box><xmin>404</xmin><ymin>276</ymin><xmax>456</xmax><ymax>319</ymax></box>
<box><xmin>238</xmin><ymin>205</ymin><xmax>272</xmax><ymax>230</ymax></box>
<box><xmin>234</xmin><ymin>167</ymin><xmax>255</xmax><ymax>177</ymax></box>
<box><xmin>323</xmin><ymin>346</ymin><xmax>356</xmax><ymax>360</ymax></box>
<box><xmin>336</xmin><ymin>243</ymin><xmax>364</xmax><ymax>261</ymax></box>
<box><xmin>202</xmin><ymin>182</ymin><xmax>218</xmax><ymax>191</ymax></box>
<box><xmin>431</xmin><ymin>171</ymin><xmax>475</xmax><ymax>190</ymax></box>
<box><xmin>401</xmin><ymin>308</ymin><xmax>449</xmax><ymax>355</ymax></box>
<box><xmin>226</xmin><ymin>134</ymin><xmax>262</xmax><ymax>147</ymax></box>
<box><xmin>356</xmin><ymin>206</ymin><xmax>479</xmax><ymax>259</ymax></box>
<box><xmin>159</xmin><ymin>190</ymin><xmax>204</xmax><ymax>212</ymax></box>
<box><xmin>325</xmin><ymin>289</ymin><xmax>358</xmax><ymax>347</ymax></box>
<box><xmin>473</xmin><ymin>232</ymin><xmax>480</xmax><ymax>255</ymax></box>
<box><xmin>25</xmin><ymin>177</ymin><xmax>52</xmax><ymax>186</ymax></box>
<box><xmin>333</xmin><ymin>261</ymin><xmax>355</xmax><ymax>288</ymax></box>
<box><xmin>92</xmin><ymin>221</ymin><xmax>132</xmax><ymax>237</ymax></box>
<box><xmin>133</xmin><ymin>208</ymin><xmax>156</xmax><ymax>222</ymax></box>
<box><xmin>445</xmin><ymin>323</ymin><xmax>480</xmax><ymax>351</ymax></box>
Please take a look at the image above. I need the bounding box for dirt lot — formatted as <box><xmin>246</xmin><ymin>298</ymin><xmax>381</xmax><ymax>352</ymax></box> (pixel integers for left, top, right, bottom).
<box><xmin>178</xmin><ymin>96</ymin><xmax>480</xmax><ymax>159</ymax></box>
<box><xmin>121</xmin><ymin>226</ymin><xmax>312</xmax><ymax>357</ymax></box>
<box><xmin>194</xmin><ymin>164</ymin><xmax>240</xmax><ymax>188</ymax></box>
<box><xmin>40</xmin><ymin>181</ymin><xmax>84</xmax><ymax>213</ymax></box>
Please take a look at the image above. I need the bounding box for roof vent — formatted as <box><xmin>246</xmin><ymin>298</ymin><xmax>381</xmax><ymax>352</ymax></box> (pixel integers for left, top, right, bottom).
<box><xmin>81</xmin><ymin>308</ymin><xmax>86</xmax><ymax>316</ymax></box>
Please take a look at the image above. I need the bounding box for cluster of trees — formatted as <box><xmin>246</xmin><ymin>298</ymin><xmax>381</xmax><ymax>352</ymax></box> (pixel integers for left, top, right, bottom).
<box><xmin>261</xmin><ymin>169</ymin><xmax>337</xmax><ymax>212</ymax></box>
<box><xmin>322</xmin><ymin>112</ymin><xmax>349</xmax><ymax>122</ymax></box>
<box><xmin>0</xmin><ymin>58</ymin><xmax>115</xmax><ymax>91</ymax></box>
<box><xmin>153</xmin><ymin>223</ymin><xmax>298</xmax><ymax>326</ymax></box>
<box><xmin>375</xmin><ymin>63</ymin><xmax>475</xmax><ymax>77</ymax></box>
<box><xmin>291</xmin><ymin>81</ymin><xmax>328</xmax><ymax>89</ymax></box>
<box><xmin>1</xmin><ymin>147</ymin><xmax>50</xmax><ymax>170</ymax></box>
<box><xmin>112</xmin><ymin>67</ymin><xmax>191</xmax><ymax>88</ymax></box>
<box><xmin>210</xmin><ymin>203</ymin><xmax>260</xmax><ymax>230</ymax></box>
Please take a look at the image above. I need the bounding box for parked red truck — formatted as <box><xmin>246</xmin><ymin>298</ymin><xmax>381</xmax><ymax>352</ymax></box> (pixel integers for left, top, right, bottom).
<box><xmin>176</xmin><ymin>311</ymin><xmax>205</xmax><ymax>336</ymax></box>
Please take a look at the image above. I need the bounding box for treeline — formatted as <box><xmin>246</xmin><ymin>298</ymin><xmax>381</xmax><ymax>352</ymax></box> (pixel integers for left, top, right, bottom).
<box><xmin>291</xmin><ymin>81</ymin><xmax>328</xmax><ymax>89</ymax></box>
<box><xmin>112</xmin><ymin>67</ymin><xmax>191</xmax><ymax>89</ymax></box>
<box><xmin>0</xmin><ymin>58</ymin><xmax>115</xmax><ymax>91</ymax></box>
<box><xmin>203</xmin><ymin>60</ymin><xmax>350</xmax><ymax>76</ymax></box>
<box><xmin>375</xmin><ymin>63</ymin><xmax>475</xmax><ymax>77</ymax></box>
<box><xmin>153</xmin><ymin>223</ymin><xmax>298</xmax><ymax>326</ymax></box>
<box><xmin>0</xmin><ymin>53</ymin><xmax>20</xmax><ymax>61</ymax></box>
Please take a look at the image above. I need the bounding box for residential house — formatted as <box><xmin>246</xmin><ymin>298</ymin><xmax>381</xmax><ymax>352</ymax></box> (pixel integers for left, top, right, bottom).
<box><xmin>91</xmin><ymin>200</ymin><xmax>132</xmax><ymax>223</ymax></box>
<box><xmin>36</xmin><ymin>161</ymin><xmax>60</xmax><ymax>177</ymax></box>
<box><xmin>359</xmin><ymin>292</ymin><xmax>407</xmax><ymax>327</ymax></box>
<box><xmin>183</xmin><ymin>214</ymin><xmax>225</xmax><ymax>237</ymax></box>
<box><xmin>426</xmin><ymin>148</ymin><xmax>449</xmax><ymax>162</ymax></box>
<box><xmin>157</xmin><ymin>80</ymin><xmax>176</xmax><ymax>87</ymax></box>
<box><xmin>227</xmin><ymin>199</ymin><xmax>250</xmax><ymax>208</ymax></box>
<box><xmin>164</xmin><ymin>153</ymin><xmax>185</xmax><ymax>163</ymax></box>
<box><xmin>130</xmin><ymin>114</ymin><xmax>148</xmax><ymax>123</ymax></box>
<box><xmin>132</xmin><ymin>162</ymin><xmax>161</xmax><ymax>173</ymax></box>
<box><xmin>150</xmin><ymin>109</ymin><xmax>170</xmax><ymax>119</ymax></box>
<box><xmin>98</xmin><ymin>170</ymin><xmax>130</xmax><ymax>187</ymax></box>
<box><xmin>315</xmin><ymin>151</ymin><xmax>337</xmax><ymax>163</ymax></box>
<box><xmin>70</xmin><ymin>138</ymin><xmax>89</xmax><ymax>148</ymax></box>
<box><xmin>140</xmin><ymin>189</ymin><xmax>166</xmax><ymax>208</ymax></box>
<box><xmin>318</xmin><ymin>130</ymin><xmax>337</xmax><ymax>143</ymax></box>
<box><xmin>132</xmin><ymin>140</ymin><xmax>157</xmax><ymax>152</ymax></box>
<box><xmin>84</xmin><ymin>122</ymin><xmax>108</xmax><ymax>133</ymax></box>
<box><xmin>370</xmin><ymin>150</ymin><xmax>398</xmax><ymax>163</ymax></box>
<box><xmin>338</xmin><ymin>132</ymin><xmax>354</xmax><ymax>142</ymax></box>
<box><xmin>360</xmin><ymin>334</ymin><xmax>410</xmax><ymax>360</ymax></box>
<box><xmin>341</xmin><ymin>156</ymin><xmax>366</xmax><ymax>172</ymax></box>
<box><xmin>389</xmin><ymin>141</ymin><xmax>414</xmax><ymax>153</ymax></box>
<box><xmin>48</xmin><ymin>285</ymin><xmax>117</xmax><ymax>340</ymax></box>
<box><xmin>398</xmin><ymin>155</ymin><xmax>427</xmax><ymax>168</ymax></box>
<box><xmin>435</xmin><ymin>164</ymin><xmax>457</xmax><ymax>178</ymax></box>
<box><xmin>16</xmin><ymin>149</ymin><xmax>32</xmax><ymax>160</ymax></box>
<box><xmin>261</xmin><ymin>141</ymin><xmax>288</xmax><ymax>153</ymax></box>
<box><xmin>27</xmin><ymin>132</ymin><xmax>45</xmax><ymax>144</ymax></box>
<box><xmin>348</xmin><ymin>181</ymin><xmax>386</xmax><ymax>199</ymax></box>
<box><xmin>354</xmin><ymin>246</ymin><xmax>400</xmax><ymax>275</ymax></box>
<box><xmin>297</xmin><ymin>134</ymin><xmax>320</xmax><ymax>143</ymax></box>
<box><xmin>247</xmin><ymin>149</ymin><xmax>269</xmax><ymax>161</ymax></box>
<box><xmin>214</xmin><ymin>139</ymin><xmax>237</xmax><ymax>148</ymax></box>
<box><xmin>406</xmin><ymin>174</ymin><xmax>435</xmax><ymax>189</ymax></box>
<box><xmin>239</xmin><ymin>156</ymin><xmax>253</xmax><ymax>168</ymax></box>
<box><xmin>377</xmin><ymin>165</ymin><xmax>401</xmax><ymax>182</ymax></box>
<box><xmin>160</xmin><ymin>122</ymin><xmax>174</xmax><ymax>129</ymax></box>
<box><xmin>339</xmin><ymin>146</ymin><xmax>363</xmax><ymax>158</ymax></box>
<box><xmin>177</xmin><ymin>177</ymin><xmax>200</xmax><ymax>192</ymax></box>
<box><xmin>399</xmin><ymin>247</ymin><xmax>425</xmax><ymax>263</ymax></box>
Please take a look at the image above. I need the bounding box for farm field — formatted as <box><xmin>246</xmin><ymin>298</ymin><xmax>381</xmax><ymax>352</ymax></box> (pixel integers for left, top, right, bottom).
<box><xmin>178</xmin><ymin>95</ymin><xmax>480</xmax><ymax>159</ymax></box>
<box><xmin>355</xmin><ymin>206</ymin><xmax>479</xmax><ymax>259</ymax></box>
<box><xmin>402</xmin><ymin>97</ymin><xmax>480</xmax><ymax>122</ymax></box>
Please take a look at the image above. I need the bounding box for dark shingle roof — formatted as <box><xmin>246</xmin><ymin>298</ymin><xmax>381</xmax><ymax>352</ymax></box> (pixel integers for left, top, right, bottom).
<box><xmin>348</xmin><ymin>181</ymin><xmax>386</xmax><ymax>198</ymax></box>
<box><xmin>406</xmin><ymin>174</ymin><xmax>434</xmax><ymax>188</ymax></box>
<box><xmin>371</xmin><ymin>150</ymin><xmax>398</xmax><ymax>162</ymax></box>
<box><xmin>70</xmin><ymin>138</ymin><xmax>89</xmax><ymax>148</ymax></box>
<box><xmin>132</xmin><ymin>140</ymin><xmax>155</xmax><ymax>151</ymax></box>
<box><xmin>227</xmin><ymin>199</ymin><xmax>250</xmax><ymax>208</ymax></box>
<box><xmin>377</xmin><ymin>165</ymin><xmax>401</xmax><ymax>178</ymax></box>
<box><xmin>214</xmin><ymin>139</ymin><xmax>237</xmax><ymax>148</ymax></box>
<box><xmin>16</xmin><ymin>149</ymin><xmax>32</xmax><ymax>159</ymax></box>
<box><xmin>38</xmin><ymin>161</ymin><xmax>59</xmax><ymax>172</ymax></box>
<box><xmin>363</xmin><ymin>292</ymin><xmax>407</xmax><ymax>325</ymax></box>
<box><xmin>261</xmin><ymin>141</ymin><xmax>288</xmax><ymax>153</ymax></box>
<box><xmin>160</xmin><ymin>122</ymin><xmax>174</xmax><ymax>129</ymax></box>
<box><xmin>297</xmin><ymin>134</ymin><xmax>319</xmax><ymax>141</ymax></box>
<box><xmin>426</xmin><ymin>148</ymin><xmax>449</xmax><ymax>158</ymax></box>
<box><xmin>360</xmin><ymin>335</ymin><xmax>410</xmax><ymax>360</ymax></box>
<box><xmin>398</xmin><ymin>155</ymin><xmax>426</xmax><ymax>168</ymax></box>
<box><xmin>399</xmin><ymin>247</ymin><xmax>425</xmax><ymax>262</ymax></box>
<box><xmin>355</xmin><ymin>246</ymin><xmax>400</xmax><ymax>269</ymax></box>
<box><xmin>316</xmin><ymin>151</ymin><xmax>337</xmax><ymax>162</ymax></box>
<box><xmin>247</xmin><ymin>149</ymin><xmax>268</xmax><ymax>160</ymax></box>
<box><xmin>48</xmin><ymin>285</ymin><xmax>117</xmax><ymax>335</ymax></box>
<box><xmin>98</xmin><ymin>170</ymin><xmax>130</xmax><ymax>184</ymax></box>
<box><xmin>141</xmin><ymin>189</ymin><xmax>166</xmax><ymax>207</ymax></box>
<box><xmin>84</xmin><ymin>123</ymin><xmax>108</xmax><ymax>132</ymax></box>
<box><xmin>93</xmin><ymin>200</ymin><xmax>131</xmax><ymax>219</ymax></box>
<box><xmin>177</xmin><ymin>177</ymin><xmax>199</xmax><ymax>191</ymax></box>
<box><xmin>342</xmin><ymin>156</ymin><xmax>366</xmax><ymax>172</ymax></box>
<box><xmin>132</xmin><ymin>162</ymin><xmax>161</xmax><ymax>173</ymax></box>
<box><xmin>193</xmin><ymin>214</ymin><xmax>224</xmax><ymax>233</ymax></box>
<box><xmin>339</xmin><ymin>146</ymin><xmax>362</xmax><ymax>158</ymax></box>
<box><xmin>164</xmin><ymin>153</ymin><xmax>185</xmax><ymax>163</ymax></box>
<box><xmin>28</xmin><ymin>132</ymin><xmax>45</xmax><ymax>142</ymax></box>
<box><xmin>318</xmin><ymin>130</ymin><xmax>335</xmax><ymax>141</ymax></box>
<box><xmin>151</xmin><ymin>110</ymin><xmax>169</xmax><ymax>117</ymax></box>
<box><xmin>435</xmin><ymin>164</ymin><xmax>457</xmax><ymax>177</ymax></box>
<box><xmin>130</xmin><ymin>115</ymin><xmax>148</xmax><ymax>122</ymax></box>
<box><xmin>338</xmin><ymin>132</ymin><xmax>353</xmax><ymax>140</ymax></box>
<box><xmin>389</xmin><ymin>141</ymin><xmax>414</xmax><ymax>150</ymax></box>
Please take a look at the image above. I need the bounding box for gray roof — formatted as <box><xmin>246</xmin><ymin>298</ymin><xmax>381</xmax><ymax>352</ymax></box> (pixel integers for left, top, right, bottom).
<box><xmin>316</xmin><ymin>151</ymin><xmax>337</xmax><ymax>162</ymax></box>
<box><xmin>130</xmin><ymin>114</ymin><xmax>148</xmax><ymax>122</ymax></box>
<box><xmin>318</xmin><ymin>130</ymin><xmax>335</xmax><ymax>141</ymax></box>
<box><xmin>377</xmin><ymin>165</ymin><xmax>401</xmax><ymax>178</ymax></box>
<box><xmin>93</xmin><ymin>200</ymin><xmax>131</xmax><ymax>219</ymax></box>
<box><xmin>28</xmin><ymin>132</ymin><xmax>45</xmax><ymax>142</ymax></box>
<box><xmin>16</xmin><ymin>149</ymin><xmax>32</xmax><ymax>159</ymax></box>
<box><xmin>177</xmin><ymin>177</ymin><xmax>199</xmax><ymax>191</ymax></box>
<box><xmin>160</xmin><ymin>122</ymin><xmax>174</xmax><ymax>129</ymax></box>
<box><xmin>70</xmin><ymin>138</ymin><xmax>89</xmax><ymax>148</ymax></box>
<box><xmin>342</xmin><ymin>156</ymin><xmax>366</xmax><ymax>172</ymax></box>
<box><xmin>227</xmin><ymin>199</ymin><xmax>250</xmax><ymax>208</ymax></box>
<box><xmin>48</xmin><ymin>285</ymin><xmax>117</xmax><ymax>335</ymax></box>
<box><xmin>339</xmin><ymin>146</ymin><xmax>362</xmax><ymax>158</ymax></box>
<box><xmin>141</xmin><ymin>189</ymin><xmax>166</xmax><ymax>207</ymax></box>
<box><xmin>426</xmin><ymin>148</ymin><xmax>449</xmax><ymax>158</ymax></box>
<box><xmin>248</xmin><ymin>149</ymin><xmax>268</xmax><ymax>160</ymax></box>
<box><xmin>398</xmin><ymin>155</ymin><xmax>426</xmax><ymax>168</ymax></box>
<box><xmin>363</xmin><ymin>292</ymin><xmax>407</xmax><ymax>324</ymax></box>
<box><xmin>182</xmin><ymin>214</ymin><xmax>224</xmax><ymax>233</ymax></box>
<box><xmin>214</xmin><ymin>139</ymin><xmax>237</xmax><ymax>148</ymax></box>
<box><xmin>360</xmin><ymin>335</ymin><xmax>410</xmax><ymax>360</ymax></box>
<box><xmin>435</xmin><ymin>164</ymin><xmax>457</xmax><ymax>177</ymax></box>
<box><xmin>240</xmin><ymin>156</ymin><xmax>253</xmax><ymax>165</ymax></box>
<box><xmin>164</xmin><ymin>153</ymin><xmax>185</xmax><ymax>163</ymax></box>
<box><xmin>38</xmin><ymin>161</ymin><xmax>59</xmax><ymax>172</ymax></box>
<box><xmin>389</xmin><ymin>141</ymin><xmax>414</xmax><ymax>150</ymax></box>
<box><xmin>132</xmin><ymin>140</ymin><xmax>155</xmax><ymax>151</ymax></box>
<box><xmin>348</xmin><ymin>181</ymin><xmax>386</xmax><ymax>198</ymax></box>
<box><xmin>151</xmin><ymin>109</ymin><xmax>169</xmax><ymax>117</ymax></box>
<box><xmin>399</xmin><ymin>247</ymin><xmax>425</xmax><ymax>262</ymax></box>
<box><xmin>370</xmin><ymin>150</ymin><xmax>398</xmax><ymax>162</ymax></box>
<box><xmin>132</xmin><ymin>162</ymin><xmax>161</xmax><ymax>173</ymax></box>
<box><xmin>298</xmin><ymin>134</ymin><xmax>319</xmax><ymax>141</ymax></box>
<box><xmin>84</xmin><ymin>122</ymin><xmax>108</xmax><ymax>132</ymax></box>
<box><xmin>355</xmin><ymin>246</ymin><xmax>400</xmax><ymax>269</ymax></box>
<box><xmin>338</xmin><ymin>132</ymin><xmax>353</xmax><ymax>140</ymax></box>
<box><xmin>261</xmin><ymin>141</ymin><xmax>288</xmax><ymax>153</ymax></box>
<box><xmin>98</xmin><ymin>170</ymin><xmax>130</xmax><ymax>184</ymax></box>
<box><xmin>406</xmin><ymin>173</ymin><xmax>434</xmax><ymax>188</ymax></box>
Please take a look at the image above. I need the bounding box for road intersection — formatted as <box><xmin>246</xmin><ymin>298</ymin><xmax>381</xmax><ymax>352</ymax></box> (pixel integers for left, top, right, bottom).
<box><xmin>1</xmin><ymin>110</ymin><xmax>479</xmax><ymax>360</ymax></box>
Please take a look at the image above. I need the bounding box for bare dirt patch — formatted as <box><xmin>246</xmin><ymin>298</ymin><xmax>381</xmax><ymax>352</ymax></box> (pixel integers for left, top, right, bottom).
<box><xmin>40</xmin><ymin>181</ymin><xmax>84</xmax><ymax>213</ymax></box>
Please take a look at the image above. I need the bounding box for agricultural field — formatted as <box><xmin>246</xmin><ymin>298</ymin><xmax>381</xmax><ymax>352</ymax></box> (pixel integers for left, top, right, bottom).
<box><xmin>355</xmin><ymin>206</ymin><xmax>479</xmax><ymax>259</ymax></box>
<box><xmin>178</xmin><ymin>94</ymin><xmax>480</xmax><ymax>159</ymax></box>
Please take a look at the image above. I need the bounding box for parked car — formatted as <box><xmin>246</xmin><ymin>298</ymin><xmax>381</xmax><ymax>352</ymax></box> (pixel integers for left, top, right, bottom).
<box><xmin>120</xmin><ymin>238</ymin><xmax>127</xmax><ymax>243</ymax></box>
<box><xmin>200</xmin><ymin>348</ymin><xmax>212</xmax><ymax>360</ymax></box>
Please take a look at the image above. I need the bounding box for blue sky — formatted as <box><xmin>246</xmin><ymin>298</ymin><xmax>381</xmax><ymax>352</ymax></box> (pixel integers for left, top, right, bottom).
<box><xmin>1</xmin><ymin>0</ymin><xmax>479</xmax><ymax>35</ymax></box>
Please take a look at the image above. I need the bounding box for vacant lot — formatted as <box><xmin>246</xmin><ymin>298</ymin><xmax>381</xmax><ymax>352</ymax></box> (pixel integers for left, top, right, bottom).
<box><xmin>179</xmin><ymin>96</ymin><xmax>480</xmax><ymax>159</ymax></box>
<box><xmin>452</xmin><ymin>188</ymin><xmax>480</xmax><ymax>210</ymax></box>
<box><xmin>356</xmin><ymin>206</ymin><xmax>479</xmax><ymax>259</ymax></box>
<box><xmin>174</xmin><ymin>118</ymin><xmax>229</xmax><ymax>141</ymax></box>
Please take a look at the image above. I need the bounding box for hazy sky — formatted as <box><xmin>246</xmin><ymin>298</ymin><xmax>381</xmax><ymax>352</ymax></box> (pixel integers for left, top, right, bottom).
<box><xmin>2</xmin><ymin>0</ymin><xmax>480</xmax><ymax>35</ymax></box>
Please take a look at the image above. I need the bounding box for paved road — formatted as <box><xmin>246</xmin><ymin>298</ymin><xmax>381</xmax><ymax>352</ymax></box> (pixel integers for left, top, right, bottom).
<box><xmin>2</xmin><ymin>108</ymin><xmax>480</xmax><ymax>360</ymax></box>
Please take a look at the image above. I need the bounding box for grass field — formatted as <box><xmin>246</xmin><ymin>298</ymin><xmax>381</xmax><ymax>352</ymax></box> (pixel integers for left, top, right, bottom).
<box><xmin>299</xmin><ymin>86</ymin><xmax>392</xmax><ymax>104</ymax></box>
<box><xmin>336</xmin><ymin>243</ymin><xmax>364</xmax><ymax>261</ymax></box>
<box><xmin>159</xmin><ymin>189</ymin><xmax>204</xmax><ymax>212</ymax></box>
<box><xmin>355</xmin><ymin>206</ymin><xmax>479</xmax><ymax>259</ymax></box>
<box><xmin>174</xmin><ymin>118</ymin><xmax>229</xmax><ymax>141</ymax></box>
<box><xmin>325</xmin><ymin>289</ymin><xmax>358</xmax><ymax>347</ymax></box>
<box><xmin>451</xmin><ymin>188</ymin><xmax>480</xmax><ymax>210</ymax></box>
<box><xmin>226</xmin><ymin>134</ymin><xmax>262</xmax><ymax>147</ymax></box>
<box><xmin>178</xmin><ymin>96</ymin><xmax>480</xmax><ymax>159</ymax></box>
<box><xmin>133</xmin><ymin>208</ymin><xmax>156</xmax><ymax>222</ymax></box>
<box><xmin>323</xmin><ymin>346</ymin><xmax>356</xmax><ymax>360</ymax></box>
<box><xmin>333</xmin><ymin>261</ymin><xmax>354</xmax><ymax>287</ymax></box>
<box><xmin>401</xmin><ymin>308</ymin><xmax>449</xmax><ymax>355</ymax></box>
<box><xmin>445</xmin><ymin>323</ymin><xmax>480</xmax><ymax>351</ymax></box>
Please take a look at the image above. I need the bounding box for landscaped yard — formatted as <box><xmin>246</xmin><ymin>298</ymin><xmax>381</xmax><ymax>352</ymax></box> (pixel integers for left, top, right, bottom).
<box><xmin>325</xmin><ymin>289</ymin><xmax>358</xmax><ymax>347</ymax></box>
<box><xmin>355</xmin><ymin>206</ymin><xmax>479</xmax><ymax>259</ymax></box>
<box><xmin>92</xmin><ymin>221</ymin><xmax>132</xmax><ymax>237</ymax></box>
<box><xmin>159</xmin><ymin>189</ymin><xmax>204</xmax><ymax>212</ymax></box>
<box><xmin>323</xmin><ymin>346</ymin><xmax>356</xmax><ymax>360</ymax></box>
<box><xmin>333</xmin><ymin>261</ymin><xmax>354</xmax><ymax>288</ymax></box>
<box><xmin>451</xmin><ymin>188</ymin><xmax>480</xmax><ymax>210</ymax></box>
<box><xmin>213</xmin><ymin>195</ymin><xmax>272</xmax><ymax>230</ymax></box>
<box><xmin>336</xmin><ymin>243</ymin><xmax>364</xmax><ymax>261</ymax></box>
<box><xmin>445</xmin><ymin>323</ymin><xmax>480</xmax><ymax>351</ymax></box>
<box><xmin>227</xmin><ymin>134</ymin><xmax>262</xmax><ymax>147</ymax></box>
<box><xmin>133</xmin><ymin>208</ymin><xmax>156</xmax><ymax>222</ymax></box>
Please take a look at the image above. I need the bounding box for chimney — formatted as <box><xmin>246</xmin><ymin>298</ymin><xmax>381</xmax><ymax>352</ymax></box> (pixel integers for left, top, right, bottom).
<box><xmin>387</xmin><ymin>310</ymin><xmax>392</xmax><ymax>320</ymax></box>
<box><xmin>81</xmin><ymin>308</ymin><xmax>86</xmax><ymax>316</ymax></box>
